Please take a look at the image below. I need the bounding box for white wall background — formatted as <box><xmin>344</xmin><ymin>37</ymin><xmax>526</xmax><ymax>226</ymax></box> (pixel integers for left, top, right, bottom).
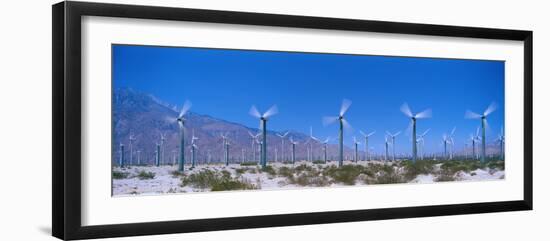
<box><xmin>0</xmin><ymin>0</ymin><xmax>547</xmax><ymax>240</ymax></box>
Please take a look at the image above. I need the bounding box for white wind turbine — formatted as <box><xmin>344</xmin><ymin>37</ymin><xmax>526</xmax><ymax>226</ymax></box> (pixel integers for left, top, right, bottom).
<box><xmin>323</xmin><ymin>99</ymin><xmax>353</xmax><ymax>167</ymax></box>
<box><xmin>290</xmin><ymin>137</ymin><xmax>299</xmax><ymax>164</ymax></box>
<box><xmin>276</xmin><ymin>131</ymin><xmax>290</xmax><ymax>162</ymax></box>
<box><xmin>416</xmin><ymin>129</ymin><xmax>430</xmax><ymax>160</ymax></box>
<box><xmin>386</xmin><ymin>131</ymin><xmax>401</xmax><ymax>161</ymax></box>
<box><xmin>447</xmin><ymin>127</ymin><xmax>456</xmax><ymax>159</ymax></box>
<box><xmin>465</xmin><ymin>102</ymin><xmax>498</xmax><ymax>162</ymax></box>
<box><xmin>128</xmin><ymin>133</ymin><xmax>136</xmax><ymax>165</ymax></box>
<box><xmin>359</xmin><ymin>130</ymin><xmax>375</xmax><ymax>161</ymax></box>
<box><xmin>322</xmin><ymin>137</ymin><xmax>331</xmax><ymax>163</ymax></box>
<box><xmin>496</xmin><ymin>126</ymin><xmax>505</xmax><ymax>160</ymax></box>
<box><xmin>220</xmin><ymin>133</ymin><xmax>229</xmax><ymax>165</ymax></box>
<box><xmin>159</xmin><ymin>132</ymin><xmax>166</xmax><ymax>165</ymax></box>
<box><xmin>176</xmin><ymin>100</ymin><xmax>192</xmax><ymax>172</ymax></box>
<box><xmin>469</xmin><ymin>127</ymin><xmax>481</xmax><ymax>159</ymax></box>
<box><xmin>400</xmin><ymin>103</ymin><xmax>432</xmax><ymax>163</ymax></box>
<box><xmin>190</xmin><ymin>130</ymin><xmax>198</xmax><ymax>168</ymax></box>
<box><xmin>353</xmin><ymin>136</ymin><xmax>361</xmax><ymax>163</ymax></box>
<box><xmin>249</xmin><ymin>105</ymin><xmax>278</xmax><ymax>168</ymax></box>
<box><xmin>248</xmin><ymin>131</ymin><xmax>261</xmax><ymax>163</ymax></box>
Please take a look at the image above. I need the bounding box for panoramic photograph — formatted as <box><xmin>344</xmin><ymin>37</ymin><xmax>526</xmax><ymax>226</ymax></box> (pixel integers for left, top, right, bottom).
<box><xmin>111</xmin><ymin>45</ymin><xmax>505</xmax><ymax>196</ymax></box>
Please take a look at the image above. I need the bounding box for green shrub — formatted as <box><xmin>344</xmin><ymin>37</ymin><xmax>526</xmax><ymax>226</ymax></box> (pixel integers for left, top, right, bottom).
<box><xmin>137</xmin><ymin>171</ymin><xmax>155</xmax><ymax>180</ymax></box>
<box><xmin>260</xmin><ymin>166</ymin><xmax>277</xmax><ymax>176</ymax></box>
<box><xmin>323</xmin><ymin>165</ymin><xmax>364</xmax><ymax>185</ymax></box>
<box><xmin>181</xmin><ymin>169</ymin><xmax>257</xmax><ymax>191</ymax></box>
<box><xmin>112</xmin><ymin>171</ymin><xmax>129</xmax><ymax>179</ymax></box>
<box><xmin>312</xmin><ymin>160</ymin><xmax>325</xmax><ymax>164</ymax></box>
<box><xmin>240</xmin><ymin>162</ymin><xmax>257</xmax><ymax>166</ymax></box>
<box><xmin>277</xmin><ymin>166</ymin><xmax>294</xmax><ymax>179</ymax></box>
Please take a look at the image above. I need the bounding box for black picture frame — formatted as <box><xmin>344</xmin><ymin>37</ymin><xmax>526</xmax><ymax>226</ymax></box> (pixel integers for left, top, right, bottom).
<box><xmin>52</xmin><ymin>1</ymin><xmax>533</xmax><ymax>240</ymax></box>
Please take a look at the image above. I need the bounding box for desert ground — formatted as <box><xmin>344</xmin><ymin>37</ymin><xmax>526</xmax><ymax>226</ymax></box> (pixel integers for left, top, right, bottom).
<box><xmin>112</xmin><ymin>159</ymin><xmax>504</xmax><ymax>196</ymax></box>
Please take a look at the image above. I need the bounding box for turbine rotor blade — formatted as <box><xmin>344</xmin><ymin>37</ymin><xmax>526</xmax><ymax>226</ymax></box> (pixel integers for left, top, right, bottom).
<box><xmin>465</xmin><ymin>110</ymin><xmax>482</xmax><ymax>119</ymax></box>
<box><xmin>415</xmin><ymin>108</ymin><xmax>432</xmax><ymax>119</ymax></box>
<box><xmin>179</xmin><ymin>100</ymin><xmax>192</xmax><ymax>118</ymax></box>
<box><xmin>484</xmin><ymin>102</ymin><xmax>498</xmax><ymax>116</ymax></box>
<box><xmin>322</xmin><ymin>116</ymin><xmax>339</xmax><ymax>126</ymax></box>
<box><xmin>400</xmin><ymin>102</ymin><xmax>413</xmax><ymax>118</ymax></box>
<box><xmin>342</xmin><ymin>118</ymin><xmax>353</xmax><ymax>131</ymax></box>
<box><xmin>263</xmin><ymin>105</ymin><xmax>278</xmax><ymax>118</ymax></box>
<box><xmin>249</xmin><ymin>105</ymin><xmax>261</xmax><ymax>118</ymax></box>
<box><xmin>340</xmin><ymin>99</ymin><xmax>352</xmax><ymax>116</ymax></box>
<box><xmin>359</xmin><ymin>130</ymin><xmax>366</xmax><ymax>137</ymax></box>
<box><xmin>368</xmin><ymin>131</ymin><xmax>376</xmax><ymax>137</ymax></box>
<box><xmin>450</xmin><ymin>127</ymin><xmax>456</xmax><ymax>136</ymax></box>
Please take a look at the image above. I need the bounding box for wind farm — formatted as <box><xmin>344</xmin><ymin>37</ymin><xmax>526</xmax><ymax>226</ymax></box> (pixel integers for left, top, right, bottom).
<box><xmin>111</xmin><ymin>45</ymin><xmax>505</xmax><ymax>196</ymax></box>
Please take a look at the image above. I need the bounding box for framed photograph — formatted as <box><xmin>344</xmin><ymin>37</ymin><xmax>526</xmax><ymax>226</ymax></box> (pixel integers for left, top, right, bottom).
<box><xmin>52</xmin><ymin>1</ymin><xmax>533</xmax><ymax>240</ymax></box>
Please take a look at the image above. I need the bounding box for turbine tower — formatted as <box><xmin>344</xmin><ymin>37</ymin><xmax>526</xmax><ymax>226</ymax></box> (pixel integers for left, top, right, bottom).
<box><xmin>353</xmin><ymin>136</ymin><xmax>361</xmax><ymax>162</ymax></box>
<box><xmin>386</xmin><ymin>131</ymin><xmax>401</xmax><ymax>161</ymax></box>
<box><xmin>220</xmin><ymin>133</ymin><xmax>228</xmax><ymax>165</ymax></box>
<box><xmin>416</xmin><ymin>129</ymin><xmax>430</xmax><ymax>160</ymax></box>
<box><xmin>249</xmin><ymin>105</ymin><xmax>278</xmax><ymax>168</ymax></box>
<box><xmin>384</xmin><ymin>136</ymin><xmax>389</xmax><ymax>161</ymax></box>
<box><xmin>290</xmin><ymin>137</ymin><xmax>298</xmax><ymax>164</ymax></box>
<box><xmin>465</xmin><ymin>102</ymin><xmax>498</xmax><ymax>162</ymax></box>
<box><xmin>308</xmin><ymin>126</ymin><xmax>319</xmax><ymax>162</ymax></box>
<box><xmin>359</xmin><ymin>130</ymin><xmax>375</xmax><ymax>161</ymax></box>
<box><xmin>447</xmin><ymin>127</ymin><xmax>456</xmax><ymax>159</ymax></box>
<box><xmin>128</xmin><ymin>133</ymin><xmax>135</xmax><ymax>165</ymax></box>
<box><xmin>276</xmin><ymin>131</ymin><xmax>290</xmax><ymax>162</ymax></box>
<box><xmin>248</xmin><ymin>131</ymin><xmax>261</xmax><ymax>164</ymax></box>
<box><xmin>136</xmin><ymin>150</ymin><xmax>141</xmax><ymax>165</ymax></box>
<box><xmin>176</xmin><ymin>100</ymin><xmax>192</xmax><ymax>172</ymax></box>
<box><xmin>400</xmin><ymin>103</ymin><xmax>432</xmax><ymax>163</ymax></box>
<box><xmin>323</xmin><ymin>99</ymin><xmax>353</xmax><ymax>167</ymax></box>
<box><xmin>497</xmin><ymin>126</ymin><xmax>505</xmax><ymax>160</ymax></box>
<box><xmin>469</xmin><ymin>127</ymin><xmax>480</xmax><ymax>159</ymax></box>
<box><xmin>159</xmin><ymin>133</ymin><xmax>166</xmax><ymax>165</ymax></box>
<box><xmin>155</xmin><ymin>143</ymin><xmax>161</xmax><ymax>166</ymax></box>
<box><xmin>190</xmin><ymin>130</ymin><xmax>198</xmax><ymax>168</ymax></box>
<box><xmin>322</xmin><ymin>137</ymin><xmax>330</xmax><ymax>163</ymax></box>
<box><xmin>119</xmin><ymin>143</ymin><xmax>125</xmax><ymax>167</ymax></box>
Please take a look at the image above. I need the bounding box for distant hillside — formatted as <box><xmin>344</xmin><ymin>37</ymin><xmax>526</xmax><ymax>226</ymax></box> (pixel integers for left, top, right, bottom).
<box><xmin>113</xmin><ymin>88</ymin><xmax>353</xmax><ymax>165</ymax></box>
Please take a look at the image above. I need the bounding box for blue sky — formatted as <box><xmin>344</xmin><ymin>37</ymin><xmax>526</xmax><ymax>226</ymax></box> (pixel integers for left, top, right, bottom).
<box><xmin>113</xmin><ymin>44</ymin><xmax>504</xmax><ymax>155</ymax></box>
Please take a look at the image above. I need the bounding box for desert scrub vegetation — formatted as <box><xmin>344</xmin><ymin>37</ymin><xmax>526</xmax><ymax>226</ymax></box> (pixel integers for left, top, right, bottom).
<box><xmin>260</xmin><ymin>166</ymin><xmax>277</xmax><ymax>176</ymax></box>
<box><xmin>240</xmin><ymin>162</ymin><xmax>257</xmax><ymax>166</ymax></box>
<box><xmin>323</xmin><ymin>165</ymin><xmax>370</xmax><ymax>185</ymax></box>
<box><xmin>112</xmin><ymin>170</ymin><xmax>130</xmax><ymax>179</ymax></box>
<box><xmin>137</xmin><ymin>171</ymin><xmax>155</xmax><ymax>180</ymax></box>
<box><xmin>180</xmin><ymin>169</ymin><xmax>257</xmax><ymax>191</ymax></box>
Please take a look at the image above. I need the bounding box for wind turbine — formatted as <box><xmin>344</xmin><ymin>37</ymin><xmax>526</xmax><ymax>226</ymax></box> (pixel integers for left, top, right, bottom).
<box><xmin>176</xmin><ymin>100</ymin><xmax>192</xmax><ymax>172</ymax></box>
<box><xmin>322</xmin><ymin>137</ymin><xmax>330</xmax><ymax>163</ymax></box>
<box><xmin>129</xmin><ymin>133</ymin><xmax>135</xmax><ymax>165</ymax></box>
<box><xmin>248</xmin><ymin>131</ymin><xmax>261</xmax><ymax>164</ymax></box>
<box><xmin>136</xmin><ymin>150</ymin><xmax>141</xmax><ymax>165</ymax></box>
<box><xmin>496</xmin><ymin>126</ymin><xmax>505</xmax><ymax>160</ymax></box>
<box><xmin>441</xmin><ymin>134</ymin><xmax>449</xmax><ymax>159</ymax></box>
<box><xmin>190</xmin><ymin>130</ymin><xmax>198</xmax><ymax>168</ymax></box>
<box><xmin>417</xmin><ymin>129</ymin><xmax>430</xmax><ymax>160</ymax></box>
<box><xmin>447</xmin><ymin>127</ymin><xmax>456</xmax><ymax>159</ymax></box>
<box><xmin>249</xmin><ymin>105</ymin><xmax>278</xmax><ymax>168</ymax></box>
<box><xmin>359</xmin><ymin>130</ymin><xmax>375</xmax><ymax>161</ymax></box>
<box><xmin>386</xmin><ymin>131</ymin><xmax>401</xmax><ymax>161</ymax></box>
<box><xmin>308</xmin><ymin>126</ymin><xmax>319</xmax><ymax>162</ymax></box>
<box><xmin>384</xmin><ymin>137</ymin><xmax>389</xmax><ymax>161</ymax></box>
<box><xmin>400</xmin><ymin>103</ymin><xmax>432</xmax><ymax>163</ymax></box>
<box><xmin>220</xmin><ymin>133</ymin><xmax>229</xmax><ymax>165</ymax></box>
<box><xmin>353</xmin><ymin>137</ymin><xmax>361</xmax><ymax>163</ymax></box>
<box><xmin>276</xmin><ymin>131</ymin><xmax>290</xmax><ymax>162</ymax></box>
<box><xmin>159</xmin><ymin>133</ymin><xmax>166</xmax><ymax>165</ymax></box>
<box><xmin>119</xmin><ymin>143</ymin><xmax>125</xmax><ymax>167</ymax></box>
<box><xmin>465</xmin><ymin>102</ymin><xmax>498</xmax><ymax>162</ymax></box>
<box><xmin>469</xmin><ymin>127</ymin><xmax>481</xmax><ymax>159</ymax></box>
<box><xmin>323</xmin><ymin>99</ymin><xmax>353</xmax><ymax>167</ymax></box>
<box><xmin>290</xmin><ymin>137</ymin><xmax>298</xmax><ymax>164</ymax></box>
<box><xmin>155</xmin><ymin>142</ymin><xmax>161</xmax><ymax>166</ymax></box>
